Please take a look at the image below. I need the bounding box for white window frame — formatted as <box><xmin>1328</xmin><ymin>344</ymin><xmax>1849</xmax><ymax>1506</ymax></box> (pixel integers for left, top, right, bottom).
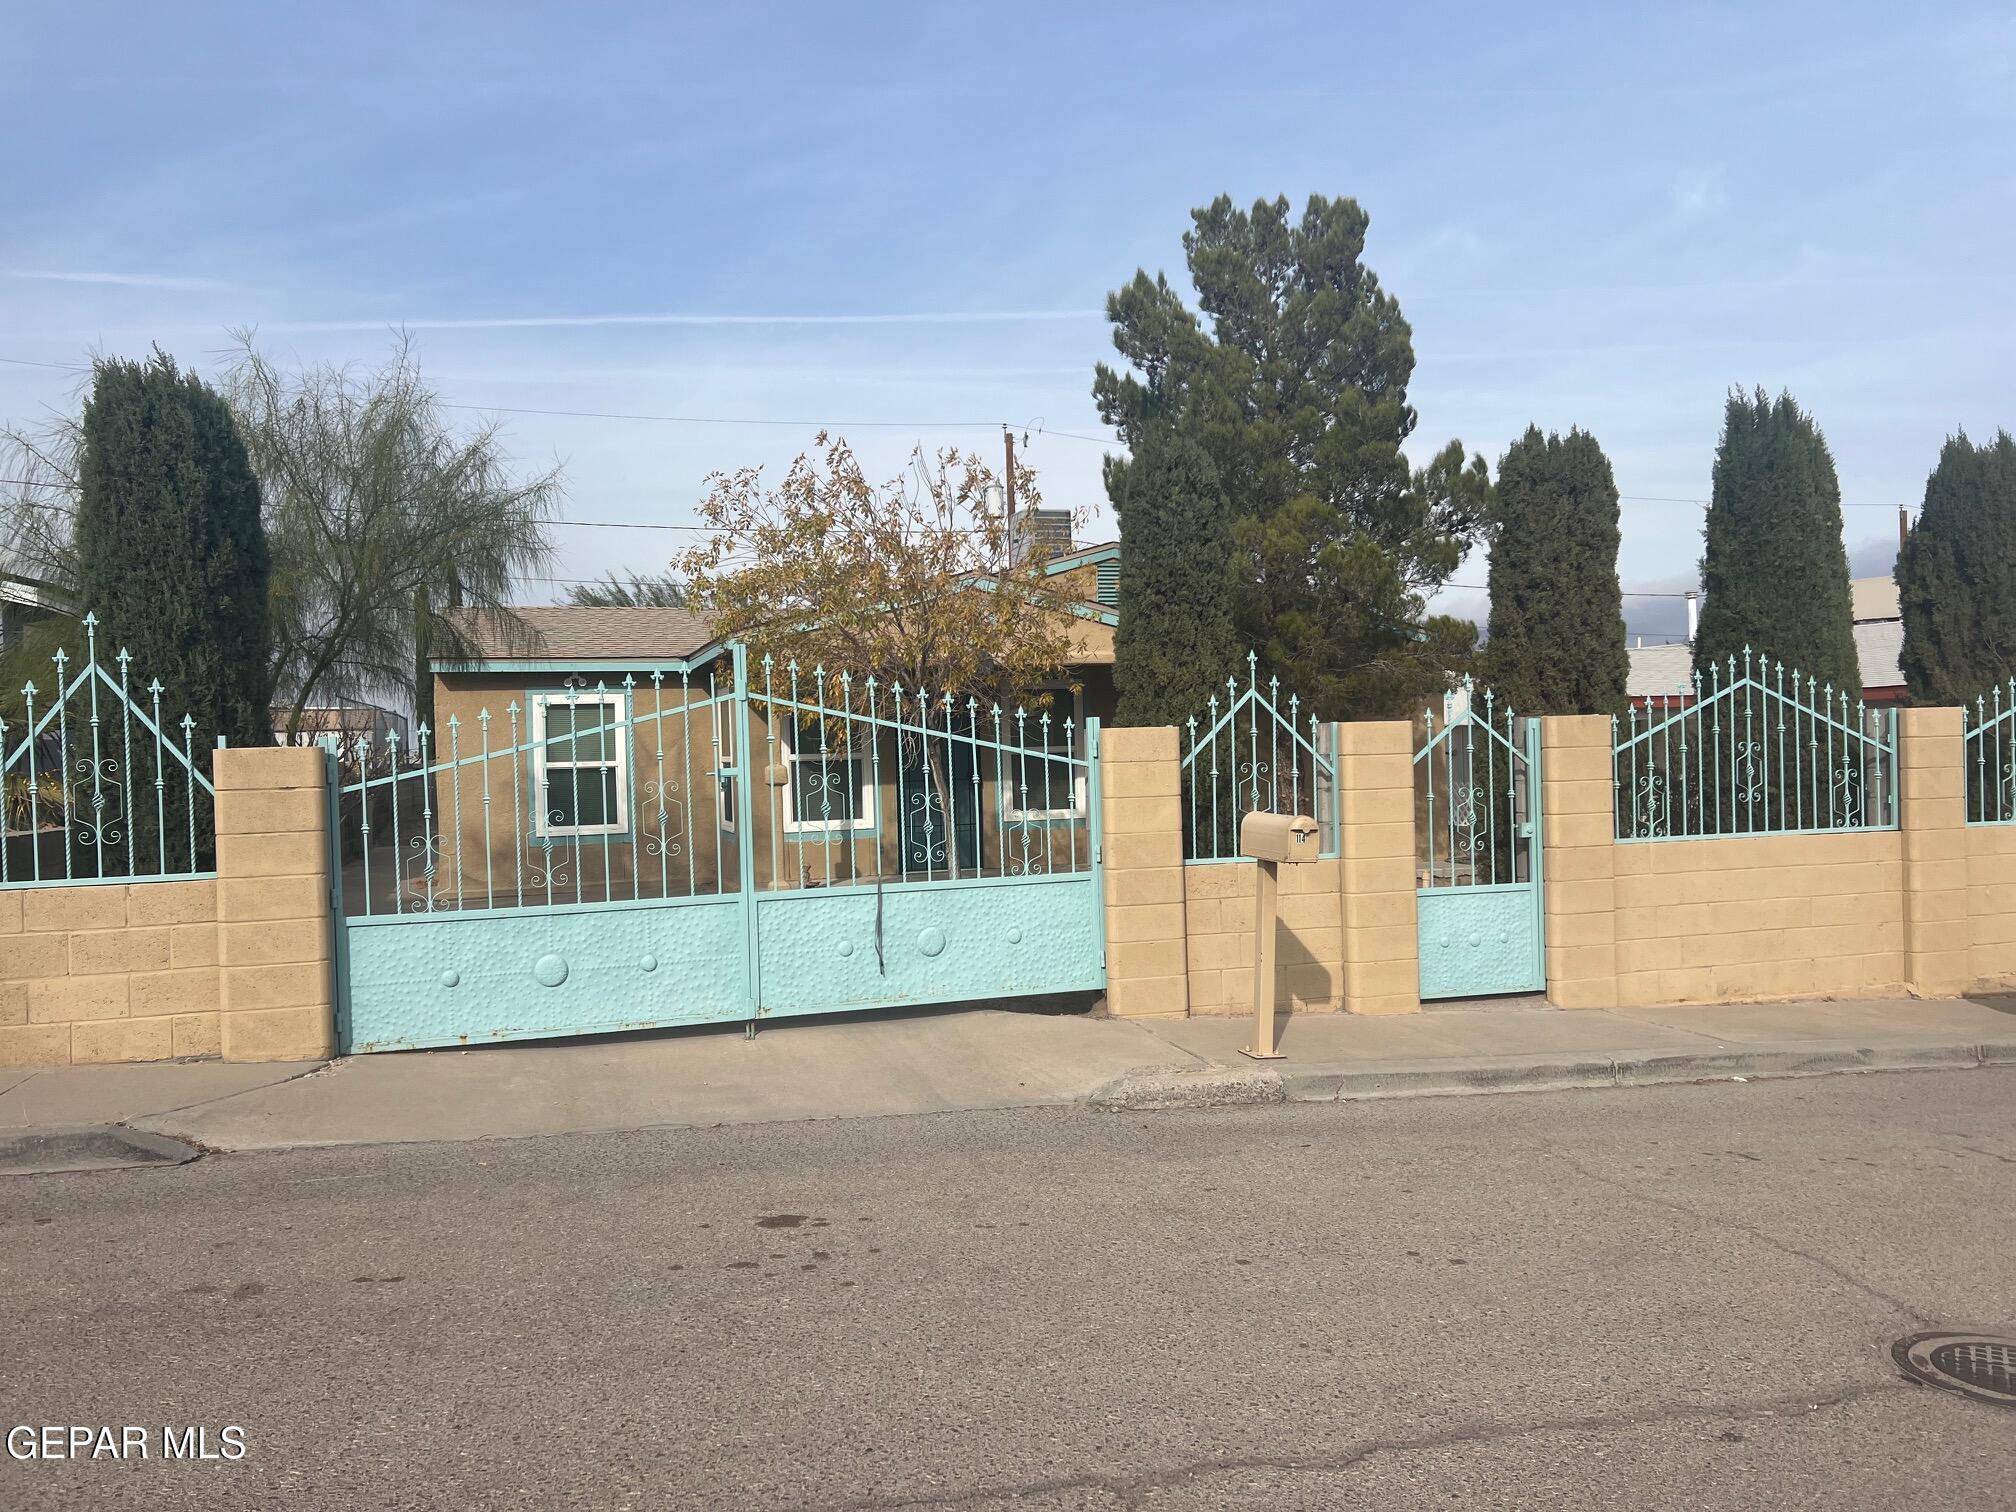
<box><xmin>530</xmin><ymin>690</ymin><xmax>630</xmax><ymax>839</ymax></box>
<box><xmin>714</xmin><ymin>701</ymin><xmax>737</xmax><ymax>833</ymax></box>
<box><xmin>1004</xmin><ymin>687</ymin><xmax>1088</xmax><ymax>820</ymax></box>
<box><xmin>780</xmin><ymin>725</ymin><xmax>876</xmax><ymax>836</ymax></box>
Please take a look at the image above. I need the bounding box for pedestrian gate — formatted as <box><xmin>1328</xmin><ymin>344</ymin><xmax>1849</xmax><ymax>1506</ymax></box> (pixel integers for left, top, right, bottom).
<box><xmin>328</xmin><ymin>646</ymin><xmax>1106</xmax><ymax>1052</ymax></box>
<box><xmin>1413</xmin><ymin>683</ymin><xmax>1545</xmax><ymax>999</ymax></box>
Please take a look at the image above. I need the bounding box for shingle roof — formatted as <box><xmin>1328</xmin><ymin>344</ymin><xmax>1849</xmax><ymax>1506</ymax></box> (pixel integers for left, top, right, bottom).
<box><xmin>1627</xmin><ymin>624</ymin><xmax>1907</xmax><ymax>699</ymax></box>
<box><xmin>436</xmin><ymin>606</ymin><xmax>716</xmax><ymax>665</ymax></box>
<box><xmin>1626</xmin><ymin>643</ymin><xmax>1694</xmax><ymax>698</ymax></box>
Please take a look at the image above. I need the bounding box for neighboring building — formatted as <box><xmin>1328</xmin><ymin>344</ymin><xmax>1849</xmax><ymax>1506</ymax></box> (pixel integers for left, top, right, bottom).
<box><xmin>0</xmin><ymin>570</ymin><xmax>73</xmax><ymax>657</ymax></box>
<box><xmin>1626</xmin><ymin>577</ymin><xmax>1907</xmax><ymax>706</ymax></box>
<box><xmin>275</xmin><ymin>699</ymin><xmax>408</xmax><ymax>753</ymax></box>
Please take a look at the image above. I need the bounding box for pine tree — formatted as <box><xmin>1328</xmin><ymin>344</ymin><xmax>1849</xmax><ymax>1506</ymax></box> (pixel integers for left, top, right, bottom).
<box><xmin>1897</xmin><ymin>430</ymin><xmax>2016</xmax><ymax>705</ymax></box>
<box><xmin>1113</xmin><ymin>426</ymin><xmax>1242</xmax><ymax>726</ymax></box>
<box><xmin>1692</xmin><ymin>389</ymin><xmax>1858</xmax><ymax>692</ymax></box>
<box><xmin>76</xmin><ymin>352</ymin><xmax>272</xmax><ymax>790</ymax></box>
<box><xmin>1095</xmin><ymin>194</ymin><xmax>1491</xmax><ymax>718</ymax></box>
<box><xmin>1481</xmin><ymin>426</ymin><xmax>1628</xmax><ymax>715</ymax></box>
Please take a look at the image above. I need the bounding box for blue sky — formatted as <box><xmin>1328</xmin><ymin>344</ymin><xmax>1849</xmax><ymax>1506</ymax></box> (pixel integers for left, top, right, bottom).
<box><xmin>3</xmin><ymin>3</ymin><xmax>2012</xmax><ymax>640</ymax></box>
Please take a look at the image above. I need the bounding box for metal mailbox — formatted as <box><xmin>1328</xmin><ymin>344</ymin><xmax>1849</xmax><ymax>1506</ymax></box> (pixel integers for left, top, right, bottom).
<box><xmin>1239</xmin><ymin>812</ymin><xmax>1321</xmax><ymax>865</ymax></box>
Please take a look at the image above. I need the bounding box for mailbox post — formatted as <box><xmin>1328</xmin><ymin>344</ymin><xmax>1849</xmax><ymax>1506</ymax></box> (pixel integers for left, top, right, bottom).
<box><xmin>1237</xmin><ymin>812</ymin><xmax>1321</xmax><ymax>1059</ymax></box>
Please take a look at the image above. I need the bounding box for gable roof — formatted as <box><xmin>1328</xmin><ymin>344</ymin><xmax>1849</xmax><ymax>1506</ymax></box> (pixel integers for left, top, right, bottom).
<box><xmin>1627</xmin><ymin>623</ymin><xmax>1907</xmax><ymax>699</ymax></box>
<box><xmin>436</xmin><ymin>605</ymin><xmax>716</xmax><ymax>667</ymax></box>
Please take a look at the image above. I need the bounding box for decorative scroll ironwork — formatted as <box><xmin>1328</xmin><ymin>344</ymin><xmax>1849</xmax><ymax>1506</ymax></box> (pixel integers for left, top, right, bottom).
<box><xmin>1179</xmin><ymin>651</ymin><xmax>1338</xmax><ymax>862</ymax></box>
<box><xmin>3</xmin><ymin>612</ymin><xmax>215</xmax><ymax>887</ymax></box>
<box><xmin>335</xmin><ymin>646</ymin><xmax>1100</xmax><ymax>917</ymax></box>
<box><xmin>1415</xmin><ymin>679</ymin><xmax>1531</xmax><ymax>889</ymax></box>
<box><xmin>1964</xmin><ymin>681</ymin><xmax>2016</xmax><ymax>826</ymax></box>
<box><xmin>747</xmin><ymin>654</ymin><xmax>1095</xmax><ymax>888</ymax></box>
<box><xmin>336</xmin><ymin>662</ymin><xmax>743</xmax><ymax>918</ymax></box>
<box><xmin>1613</xmin><ymin>648</ymin><xmax>1897</xmax><ymax>841</ymax></box>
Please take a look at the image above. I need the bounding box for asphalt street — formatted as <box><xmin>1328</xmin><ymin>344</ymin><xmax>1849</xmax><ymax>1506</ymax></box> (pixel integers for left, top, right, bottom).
<box><xmin>3</xmin><ymin>1069</ymin><xmax>2012</xmax><ymax>1509</ymax></box>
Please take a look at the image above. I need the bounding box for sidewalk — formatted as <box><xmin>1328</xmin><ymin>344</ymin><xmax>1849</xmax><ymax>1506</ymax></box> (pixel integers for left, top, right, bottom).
<box><xmin>1</xmin><ymin>996</ymin><xmax>2011</xmax><ymax>1154</ymax></box>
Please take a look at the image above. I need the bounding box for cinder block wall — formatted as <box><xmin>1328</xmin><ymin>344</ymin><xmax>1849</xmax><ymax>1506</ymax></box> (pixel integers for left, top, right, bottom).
<box><xmin>1183</xmin><ymin>859</ymin><xmax>1344</xmax><ymax>1015</ymax></box>
<box><xmin>1099</xmin><ymin>720</ymin><xmax>1422</xmax><ymax>1019</ymax></box>
<box><xmin>1545</xmin><ymin>704</ymin><xmax>1973</xmax><ymax>1008</ymax></box>
<box><xmin>0</xmin><ymin>881</ymin><xmax>220</xmax><ymax>1064</ymax></box>
<box><xmin>1097</xmin><ymin>726</ymin><xmax>1188</xmax><ymax>1018</ymax></box>
<box><xmin>0</xmin><ymin>746</ymin><xmax>337</xmax><ymax>1066</ymax></box>
<box><xmin>1967</xmin><ymin>824</ymin><xmax>2016</xmax><ymax>987</ymax></box>
<box><xmin>1610</xmin><ymin>832</ymin><xmax>1906</xmax><ymax>1005</ymax></box>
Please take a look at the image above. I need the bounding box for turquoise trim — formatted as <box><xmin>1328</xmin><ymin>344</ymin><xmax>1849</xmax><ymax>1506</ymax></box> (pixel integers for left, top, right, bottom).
<box><xmin>0</xmin><ymin>869</ymin><xmax>216</xmax><ymax>891</ymax></box>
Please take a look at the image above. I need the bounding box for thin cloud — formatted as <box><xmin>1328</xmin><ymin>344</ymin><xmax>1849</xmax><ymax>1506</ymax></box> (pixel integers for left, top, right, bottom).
<box><xmin>1</xmin><ymin>268</ymin><xmax>233</xmax><ymax>291</ymax></box>
<box><xmin>258</xmin><ymin>310</ymin><xmax>1105</xmax><ymax>333</ymax></box>
<box><xmin>1672</xmin><ymin>167</ymin><xmax>1729</xmax><ymax>221</ymax></box>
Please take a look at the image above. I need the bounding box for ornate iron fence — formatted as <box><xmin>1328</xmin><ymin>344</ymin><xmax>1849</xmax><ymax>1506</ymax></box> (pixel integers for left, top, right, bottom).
<box><xmin>1180</xmin><ymin>653</ymin><xmax>1337</xmax><ymax>862</ymax></box>
<box><xmin>1963</xmin><ymin>682</ymin><xmax>2016</xmax><ymax>825</ymax></box>
<box><xmin>749</xmin><ymin>653</ymin><xmax>1093</xmax><ymax>887</ymax></box>
<box><xmin>1614</xmin><ymin>650</ymin><xmax>1897</xmax><ymax>841</ymax></box>
<box><xmin>1</xmin><ymin>613</ymin><xmax>216</xmax><ymax>886</ymax></box>
<box><xmin>1417</xmin><ymin>680</ymin><xmax>1532</xmax><ymax>888</ymax></box>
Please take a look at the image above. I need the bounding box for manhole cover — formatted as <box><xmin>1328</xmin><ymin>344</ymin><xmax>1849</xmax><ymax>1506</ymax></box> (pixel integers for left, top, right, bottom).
<box><xmin>1893</xmin><ymin>1332</ymin><xmax>2016</xmax><ymax>1407</ymax></box>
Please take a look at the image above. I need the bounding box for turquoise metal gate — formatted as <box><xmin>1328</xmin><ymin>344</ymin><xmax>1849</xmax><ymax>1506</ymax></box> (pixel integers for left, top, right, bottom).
<box><xmin>1413</xmin><ymin>682</ymin><xmax>1545</xmax><ymax>1000</ymax></box>
<box><xmin>329</xmin><ymin>646</ymin><xmax>1105</xmax><ymax>1052</ymax></box>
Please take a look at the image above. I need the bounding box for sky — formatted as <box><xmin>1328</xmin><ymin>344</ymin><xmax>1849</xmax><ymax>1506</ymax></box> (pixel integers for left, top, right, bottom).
<box><xmin>2</xmin><ymin>3</ymin><xmax>2012</xmax><ymax>643</ymax></box>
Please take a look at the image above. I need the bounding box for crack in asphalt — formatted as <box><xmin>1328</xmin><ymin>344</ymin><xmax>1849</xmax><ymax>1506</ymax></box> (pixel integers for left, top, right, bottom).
<box><xmin>812</xmin><ymin>1378</ymin><xmax>1907</xmax><ymax>1510</ymax></box>
<box><xmin>1543</xmin><ymin>1145</ymin><xmax>1932</xmax><ymax>1327</ymax></box>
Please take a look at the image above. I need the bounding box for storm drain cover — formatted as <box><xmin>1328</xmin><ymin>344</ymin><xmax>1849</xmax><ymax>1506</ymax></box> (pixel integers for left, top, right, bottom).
<box><xmin>1893</xmin><ymin>1332</ymin><xmax>2016</xmax><ymax>1407</ymax></box>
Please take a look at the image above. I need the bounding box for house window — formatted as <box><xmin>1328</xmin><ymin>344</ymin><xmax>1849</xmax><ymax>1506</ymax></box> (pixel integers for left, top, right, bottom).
<box><xmin>781</xmin><ymin>726</ymin><xmax>875</xmax><ymax>835</ymax></box>
<box><xmin>715</xmin><ymin>704</ymin><xmax>737</xmax><ymax>833</ymax></box>
<box><xmin>1004</xmin><ymin>689</ymin><xmax>1087</xmax><ymax>820</ymax></box>
<box><xmin>531</xmin><ymin>691</ymin><xmax>629</xmax><ymax>837</ymax></box>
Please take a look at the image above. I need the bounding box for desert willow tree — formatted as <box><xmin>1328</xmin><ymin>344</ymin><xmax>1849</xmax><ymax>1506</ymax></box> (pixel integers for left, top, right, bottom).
<box><xmin>675</xmin><ymin>433</ymin><xmax>1077</xmax><ymax>873</ymax></box>
<box><xmin>3</xmin><ymin>337</ymin><xmax>563</xmax><ymax>747</ymax></box>
<box><xmin>223</xmin><ymin>335</ymin><xmax>562</xmax><ymax>742</ymax></box>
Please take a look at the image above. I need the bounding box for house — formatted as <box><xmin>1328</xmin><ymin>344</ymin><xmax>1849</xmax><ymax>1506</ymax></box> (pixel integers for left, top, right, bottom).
<box><xmin>0</xmin><ymin>570</ymin><xmax>73</xmax><ymax>657</ymax></box>
<box><xmin>401</xmin><ymin>540</ymin><xmax>1122</xmax><ymax>905</ymax></box>
<box><xmin>1625</xmin><ymin>577</ymin><xmax>1909</xmax><ymax>707</ymax></box>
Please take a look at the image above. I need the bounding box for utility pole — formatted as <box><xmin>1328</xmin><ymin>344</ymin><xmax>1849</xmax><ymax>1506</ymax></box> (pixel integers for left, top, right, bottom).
<box><xmin>1899</xmin><ymin>505</ymin><xmax>1910</xmax><ymax>554</ymax></box>
<box><xmin>1003</xmin><ymin>429</ymin><xmax>1017</xmax><ymax>564</ymax></box>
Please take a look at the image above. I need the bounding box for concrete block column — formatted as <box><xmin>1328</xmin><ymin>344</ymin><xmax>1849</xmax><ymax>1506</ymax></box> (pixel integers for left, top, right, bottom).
<box><xmin>1336</xmin><ymin>720</ymin><xmax>1420</xmax><ymax>1015</ymax></box>
<box><xmin>214</xmin><ymin>746</ymin><xmax>337</xmax><ymax>1062</ymax></box>
<box><xmin>1097</xmin><ymin>726</ymin><xmax>1189</xmax><ymax>1019</ymax></box>
<box><xmin>1540</xmin><ymin>715</ymin><xmax>1619</xmax><ymax>1009</ymax></box>
<box><xmin>1898</xmin><ymin>707</ymin><xmax>1969</xmax><ymax>996</ymax></box>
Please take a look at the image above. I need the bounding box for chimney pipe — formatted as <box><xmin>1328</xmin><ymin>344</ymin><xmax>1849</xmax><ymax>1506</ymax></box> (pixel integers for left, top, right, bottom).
<box><xmin>1684</xmin><ymin>590</ymin><xmax>1699</xmax><ymax>644</ymax></box>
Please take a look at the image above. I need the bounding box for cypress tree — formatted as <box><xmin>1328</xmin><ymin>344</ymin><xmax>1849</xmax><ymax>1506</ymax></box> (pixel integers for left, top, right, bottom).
<box><xmin>1113</xmin><ymin>426</ymin><xmax>1241</xmax><ymax>726</ymax></box>
<box><xmin>1896</xmin><ymin>429</ymin><xmax>2016</xmax><ymax>705</ymax></box>
<box><xmin>1692</xmin><ymin>389</ymin><xmax>1858</xmax><ymax>692</ymax></box>
<box><xmin>76</xmin><ymin>352</ymin><xmax>271</xmax><ymax>865</ymax></box>
<box><xmin>1481</xmin><ymin>426</ymin><xmax>1628</xmax><ymax>715</ymax></box>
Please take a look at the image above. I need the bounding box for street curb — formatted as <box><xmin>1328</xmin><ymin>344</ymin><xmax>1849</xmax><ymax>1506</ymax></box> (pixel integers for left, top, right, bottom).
<box><xmin>1083</xmin><ymin>1065</ymin><xmax>1286</xmax><ymax>1112</ymax></box>
<box><xmin>1085</xmin><ymin>1039</ymin><xmax>2016</xmax><ymax>1111</ymax></box>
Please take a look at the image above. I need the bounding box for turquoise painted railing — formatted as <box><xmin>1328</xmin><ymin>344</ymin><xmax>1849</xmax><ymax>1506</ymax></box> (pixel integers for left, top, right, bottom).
<box><xmin>1614</xmin><ymin>650</ymin><xmax>1897</xmax><ymax>841</ymax></box>
<box><xmin>1180</xmin><ymin>652</ymin><xmax>1338</xmax><ymax>862</ymax></box>
<box><xmin>748</xmin><ymin>653</ymin><xmax>1094</xmax><ymax>887</ymax></box>
<box><xmin>2</xmin><ymin>612</ymin><xmax>216</xmax><ymax>888</ymax></box>
<box><xmin>332</xmin><ymin>646</ymin><xmax>1096</xmax><ymax>919</ymax></box>
<box><xmin>1963</xmin><ymin>682</ymin><xmax>2016</xmax><ymax>826</ymax></box>
<box><xmin>1416</xmin><ymin>680</ymin><xmax>1533</xmax><ymax>889</ymax></box>
<box><xmin>334</xmin><ymin>656</ymin><xmax>742</xmax><ymax>917</ymax></box>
